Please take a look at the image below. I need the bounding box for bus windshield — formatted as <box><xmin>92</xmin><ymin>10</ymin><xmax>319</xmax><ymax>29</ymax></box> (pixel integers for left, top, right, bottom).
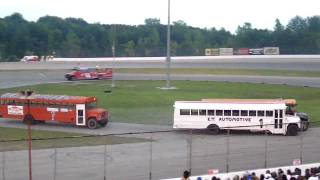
<box><xmin>86</xmin><ymin>102</ymin><xmax>97</xmax><ymax>109</ymax></box>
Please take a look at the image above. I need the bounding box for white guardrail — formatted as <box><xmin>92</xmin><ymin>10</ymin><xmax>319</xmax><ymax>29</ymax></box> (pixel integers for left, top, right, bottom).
<box><xmin>161</xmin><ymin>163</ymin><xmax>320</xmax><ymax>180</ymax></box>
<box><xmin>50</xmin><ymin>55</ymin><xmax>320</xmax><ymax>62</ymax></box>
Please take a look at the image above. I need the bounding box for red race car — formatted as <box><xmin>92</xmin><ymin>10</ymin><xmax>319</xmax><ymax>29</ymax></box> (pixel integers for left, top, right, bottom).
<box><xmin>65</xmin><ymin>67</ymin><xmax>113</xmax><ymax>81</ymax></box>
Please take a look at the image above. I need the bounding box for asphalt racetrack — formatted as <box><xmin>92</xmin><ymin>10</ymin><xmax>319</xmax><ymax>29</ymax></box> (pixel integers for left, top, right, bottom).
<box><xmin>1</xmin><ymin>55</ymin><xmax>320</xmax><ymax>71</ymax></box>
<box><xmin>1</xmin><ymin>57</ymin><xmax>320</xmax><ymax>180</ymax></box>
<box><xmin>1</xmin><ymin>70</ymin><xmax>320</xmax><ymax>89</ymax></box>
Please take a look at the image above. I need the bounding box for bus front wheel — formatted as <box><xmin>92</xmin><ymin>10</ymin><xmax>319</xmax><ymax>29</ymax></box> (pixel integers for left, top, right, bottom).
<box><xmin>286</xmin><ymin>124</ymin><xmax>298</xmax><ymax>136</ymax></box>
<box><xmin>207</xmin><ymin>124</ymin><xmax>220</xmax><ymax>135</ymax></box>
<box><xmin>87</xmin><ymin>118</ymin><xmax>98</xmax><ymax>129</ymax></box>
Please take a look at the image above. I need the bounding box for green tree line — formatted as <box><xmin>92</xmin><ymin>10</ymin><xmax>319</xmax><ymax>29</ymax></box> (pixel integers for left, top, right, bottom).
<box><xmin>0</xmin><ymin>13</ymin><xmax>319</xmax><ymax>61</ymax></box>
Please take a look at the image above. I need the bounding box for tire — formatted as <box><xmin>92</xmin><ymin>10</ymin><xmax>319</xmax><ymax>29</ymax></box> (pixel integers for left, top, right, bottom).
<box><xmin>68</xmin><ymin>76</ymin><xmax>76</xmax><ymax>81</ymax></box>
<box><xmin>286</xmin><ymin>124</ymin><xmax>299</xmax><ymax>136</ymax></box>
<box><xmin>23</xmin><ymin>114</ymin><xmax>36</xmax><ymax>125</ymax></box>
<box><xmin>207</xmin><ymin>124</ymin><xmax>220</xmax><ymax>135</ymax></box>
<box><xmin>87</xmin><ymin>118</ymin><xmax>98</xmax><ymax>129</ymax></box>
<box><xmin>301</xmin><ymin>121</ymin><xmax>309</xmax><ymax>131</ymax></box>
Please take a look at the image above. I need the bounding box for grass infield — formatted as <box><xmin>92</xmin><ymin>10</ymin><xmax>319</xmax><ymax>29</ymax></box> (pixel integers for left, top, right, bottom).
<box><xmin>0</xmin><ymin>80</ymin><xmax>319</xmax><ymax>150</ymax></box>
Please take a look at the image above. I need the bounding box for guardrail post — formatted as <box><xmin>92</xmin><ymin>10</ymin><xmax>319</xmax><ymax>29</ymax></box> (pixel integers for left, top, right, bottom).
<box><xmin>53</xmin><ymin>147</ymin><xmax>57</xmax><ymax>180</ymax></box>
<box><xmin>149</xmin><ymin>133</ymin><xmax>153</xmax><ymax>180</ymax></box>
<box><xmin>264</xmin><ymin>131</ymin><xmax>268</xmax><ymax>168</ymax></box>
<box><xmin>2</xmin><ymin>151</ymin><xmax>5</xmax><ymax>180</ymax></box>
<box><xmin>103</xmin><ymin>135</ymin><xmax>107</xmax><ymax>180</ymax></box>
<box><xmin>188</xmin><ymin>129</ymin><xmax>193</xmax><ymax>174</ymax></box>
<box><xmin>300</xmin><ymin>135</ymin><xmax>303</xmax><ymax>164</ymax></box>
<box><xmin>226</xmin><ymin>129</ymin><xmax>230</xmax><ymax>173</ymax></box>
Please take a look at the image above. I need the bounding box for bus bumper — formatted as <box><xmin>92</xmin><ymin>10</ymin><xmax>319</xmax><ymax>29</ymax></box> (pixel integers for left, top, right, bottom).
<box><xmin>98</xmin><ymin>118</ymin><xmax>108</xmax><ymax>127</ymax></box>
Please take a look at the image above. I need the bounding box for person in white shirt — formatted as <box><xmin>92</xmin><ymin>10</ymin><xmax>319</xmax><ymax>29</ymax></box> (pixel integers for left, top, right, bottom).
<box><xmin>308</xmin><ymin>168</ymin><xmax>319</xmax><ymax>180</ymax></box>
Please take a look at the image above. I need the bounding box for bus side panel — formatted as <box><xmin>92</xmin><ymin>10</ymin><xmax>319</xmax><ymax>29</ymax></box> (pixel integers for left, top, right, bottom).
<box><xmin>173</xmin><ymin>109</ymin><xmax>209</xmax><ymax>129</ymax></box>
<box><xmin>54</xmin><ymin>109</ymin><xmax>76</xmax><ymax>123</ymax></box>
<box><xmin>30</xmin><ymin>106</ymin><xmax>76</xmax><ymax>123</ymax></box>
<box><xmin>0</xmin><ymin>104</ymin><xmax>25</xmax><ymax>120</ymax></box>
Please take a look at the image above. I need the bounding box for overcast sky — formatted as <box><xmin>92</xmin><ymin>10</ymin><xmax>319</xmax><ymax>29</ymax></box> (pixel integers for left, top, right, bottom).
<box><xmin>0</xmin><ymin>0</ymin><xmax>319</xmax><ymax>33</ymax></box>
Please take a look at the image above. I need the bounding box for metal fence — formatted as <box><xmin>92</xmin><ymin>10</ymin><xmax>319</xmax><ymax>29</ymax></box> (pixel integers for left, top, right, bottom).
<box><xmin>1</xmin><ymin>122</ymin><xmax>320</xmax><ymax>180</ymax></box>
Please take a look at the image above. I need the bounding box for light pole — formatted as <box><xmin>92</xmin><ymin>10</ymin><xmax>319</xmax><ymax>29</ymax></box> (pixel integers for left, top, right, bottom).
<box><xmin>165</xmin><ymin>0</ymin><xmax>171</xmax><ymax>88</ymax></box>
<box><xmin>111</xmin><ymin>41</ymin><xmax>115</xmax><ymax>88</ymax></box>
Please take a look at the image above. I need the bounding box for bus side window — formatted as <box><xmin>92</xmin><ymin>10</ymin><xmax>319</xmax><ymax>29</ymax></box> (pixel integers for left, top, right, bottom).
<box><xmin>258</xmin><ymin>111</ymin><xmax>265</xmax><ymax>117</ymax></box>
<box><xmin>241</xmin><ymin>110</ymin><xmax>248</xmax><ymax>116</ymax></box>
<box><xmin>232</xmin><ymin>110</ymin><xmax>240</xmax><ymax>116</ymax></box>
<box><xmin>249</xmin><ymin>110</ymin><xmax>257</xmax><ymax>116</ymax></box>
<box><xmin>9</xmin><ymin>100</ymin><xmax>16</xmax><ymax>105</ymax></box>
<box><xmin>191</xmin><ymin>109</ymin><xmax>198</xmax><ymax>115</ymax></box>
<box><xmin>216</xmin><ymin>110</ymin><xmax>223</xmax><ymax>116</ymax></box>
<box><xmin>199</xmin><ymin>109</ymin><xmax>207</xmax><ymax>116</ymax></box>
<box><xmin>207</xmin><ymin>110</ymin><xmax>214</xmax><ymax>116</ymax></box>
<box><xmin>180</xmin><ymin>109</ymin><xmax>190</xmax><ymax>115</ymax></box>
<box><xmin>224</xmin><ymin>110</ymin><xmax>231</xmax><ymax>116</ymax></box>
<box><xmin>266</xmin><ymin>111</ymin><xmax>273</xmax><ymax>117</ymax></box>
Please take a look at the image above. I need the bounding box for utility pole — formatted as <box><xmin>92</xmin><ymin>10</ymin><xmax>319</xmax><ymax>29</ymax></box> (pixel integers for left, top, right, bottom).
<box><xmin>165</xmin><ymin>0</ymin><xmax>171</xmax><ymax>88</ymax></box>
<box><xmin>111</xmin><ymin>41</ymin><xmax>115</xmax><ymax>88</ymax></box>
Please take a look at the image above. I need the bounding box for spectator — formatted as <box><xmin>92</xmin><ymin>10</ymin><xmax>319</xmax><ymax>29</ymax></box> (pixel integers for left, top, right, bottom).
<box><xmin>265</xmin><ymin>170</ymin><xmax>275</xmax><ymax>180</ymax></box>
<box><xmin>292</xmin><ymin>168</ymin><xmax>301</xmax><ymax>179</ymax></box>
<box><xmin>251</xmin><ymin>172</ymin><xmax>259</xmax><ymax>180</ymax></box>
<box><xmin>233</xmin><ymin>175</ymin><xmax>240</xmax><ymax>180</ymax></box>
<box><xmin>281</xmin><ymin>174</ymin><xmax>288</xmax><ymax>180</ymax></box>
<box><xmin>182</xmin><ymin>170</ymin><xmax>190</xmax><ymax>180</ymax></box>
<box><xmin>197</xmin><ymin>177</ymin><xmax>202</xmax><ymax>180</ymax></box>
<box><xmin>305</xmin><ymin>169</ymin><xmax>311</xmax><ymax>180</ymax></box>
<box><xmin>271</xmin><ymin>171</ymin><xmax>278</xmax><ymax>179</ymax></box>
<box><xmin>211</xmin><ymin>176</ymin><xmax>217</xmax><ymax>180</ymax></box>
<box><xmin>287</xmin><ymin>170</ymin><xmax>292</xmax><ymax>180</ymax></box>
<box><xmin>308</xmin><ymin>168</ymin><xmax>319</xmax><ymax>180</ymax></box>
<box><xmin>290</xmin><ymin>177</ymin><xmax>297</xmax><ymax>180</ymax></box>
<box><xmin>278</xmin><ymin>169</ymin><xmax>284</xmax><ymax>176</ymax></box>
<box><xmin>260</xmin><ymin>174</ymin><xmax>265</xmax><ymax>180</ymax></box>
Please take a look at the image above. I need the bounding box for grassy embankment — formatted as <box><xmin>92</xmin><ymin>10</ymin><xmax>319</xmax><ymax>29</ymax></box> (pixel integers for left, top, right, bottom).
<box><xmin>0</xmin><ymin>127</ymin><xmax>146</xmax><ymax>152</ymax></box>
<box><xmin>115</xmin><ymin>68</ymin><xmax>320</xmax><ymax>77</ymax></box>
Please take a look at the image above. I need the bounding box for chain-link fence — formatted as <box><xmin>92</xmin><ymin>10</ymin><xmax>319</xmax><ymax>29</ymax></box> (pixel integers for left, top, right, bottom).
<box><xmin>1</xmin><ymin>122</ymin><xmax>320</xmax><ymax>180</ymax></box>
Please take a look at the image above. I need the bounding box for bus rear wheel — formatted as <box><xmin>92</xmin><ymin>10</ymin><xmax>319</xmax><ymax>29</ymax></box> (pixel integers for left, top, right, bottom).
<box><xmin>207</xmin><ymin>124</ymin><xmax>220</xmax><ymax>135</ymax></box>
<box><xmin>87</xmin><ymin>118</ymin><xmax>98</xmax><ymax>129</ymax></box>
<box><xmin>286</xmin><ymin>124</ymin><xmax>298</xmax><ymax>136</ymax></box>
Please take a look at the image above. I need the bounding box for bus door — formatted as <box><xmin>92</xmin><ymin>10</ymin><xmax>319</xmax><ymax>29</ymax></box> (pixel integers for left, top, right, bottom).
<box><xmin>76</xmin><ymin>104</ymin><xmax>86</xmax><ymax>126</ymax></box>
<box><xmin>273</xmin><ymin>109</ymin><xmax>284</xmax><ymax>133</ymax></box>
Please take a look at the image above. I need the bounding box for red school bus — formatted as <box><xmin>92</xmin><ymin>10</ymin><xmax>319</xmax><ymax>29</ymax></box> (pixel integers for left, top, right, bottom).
<box><xmin>0</xmin><ymin>93</ymin><xmax>109</xmax><ymax>129</ymax></box>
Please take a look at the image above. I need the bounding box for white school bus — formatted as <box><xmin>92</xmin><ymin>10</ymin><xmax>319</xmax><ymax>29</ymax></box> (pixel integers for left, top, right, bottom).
<box><xmin>173</xmin><ymin>99</ymin><xmax>306</xmax><ymax>136</ymax></box>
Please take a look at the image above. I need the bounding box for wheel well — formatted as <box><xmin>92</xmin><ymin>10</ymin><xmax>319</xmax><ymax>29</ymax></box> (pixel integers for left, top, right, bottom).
<box><xmin>287</xmin><ymin>123</ymin><xmax>298</xmax><ymax>128</ymax></box>
<box><xmin>87</xmin><ymin>117</ymin><xmax>97</xmax><ymax>121</ymax></box>
<box><xmin>207</xmin><ymin>124</ymin><xmax>219</xmax><ymax>129</ymax></box>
